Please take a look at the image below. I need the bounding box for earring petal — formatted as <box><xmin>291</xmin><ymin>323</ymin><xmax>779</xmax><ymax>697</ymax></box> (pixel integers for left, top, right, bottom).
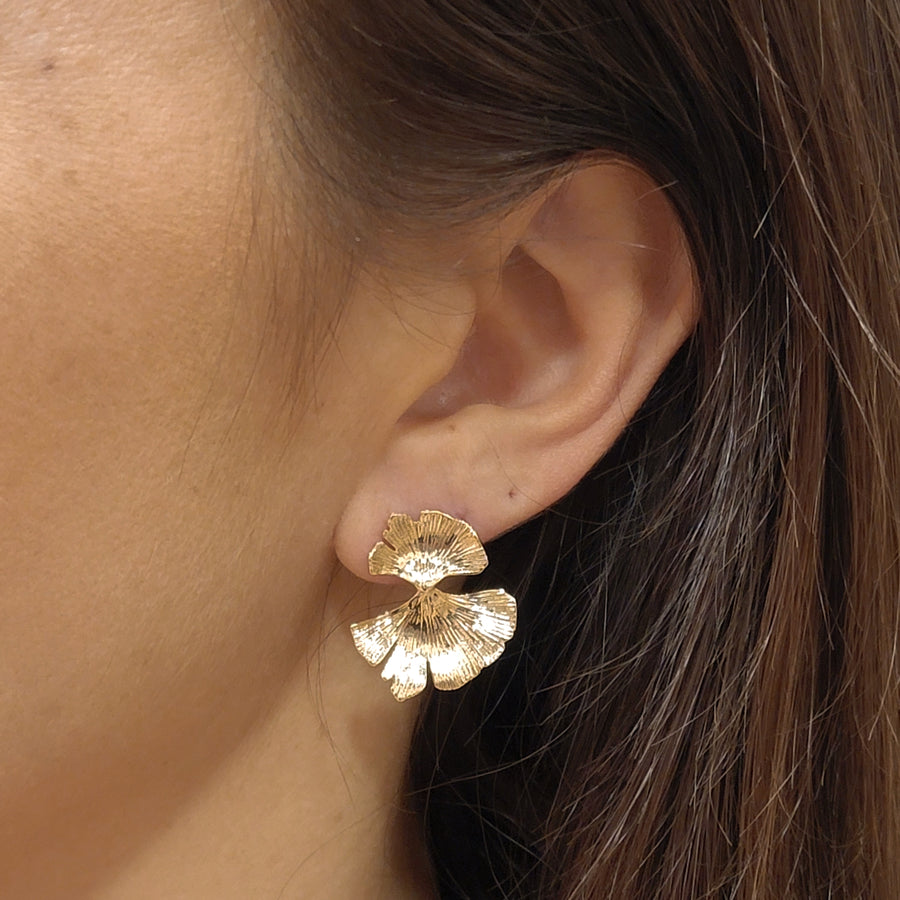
<box><xmin>381</xmin><ymin>634</ymin><xmax>429</xmax><ymax>701</ymax></box>
<box><xmin>367</xmin><ymin>513</ymin><xmax>417</xmax><ymax>579</ymax></box>
<box><xmin>426</xmin><ymin>589</ymin><xmax>518</xmax><ymax>690</ymax></box>
<box><xmin>367</xmin><ymin>510</ymin><xmax>489</xmax><ymax>588</ymax></box>
<box><xmin>350</xmin><ymin>605</ymin><xmax>410</xmax><ymax>666</ymax></box>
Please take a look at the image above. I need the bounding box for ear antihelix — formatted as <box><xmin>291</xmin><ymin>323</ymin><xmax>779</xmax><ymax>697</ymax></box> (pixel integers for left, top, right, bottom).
<box><xmin>350</xmin><ymin>510</ymin><xmax>517</xmax><ymax>701</ymax></box>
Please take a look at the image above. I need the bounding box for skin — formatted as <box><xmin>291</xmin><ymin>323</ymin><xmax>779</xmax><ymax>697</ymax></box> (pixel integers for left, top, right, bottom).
<box><xmin>0</xmin><ymin>1</ymin><xmax>696</xmax><ymax>897</ymax></box>
<box><xmin>0</xmin><ymin>1</ymin><xmax>435</xmax><ymax>896</ymax></box>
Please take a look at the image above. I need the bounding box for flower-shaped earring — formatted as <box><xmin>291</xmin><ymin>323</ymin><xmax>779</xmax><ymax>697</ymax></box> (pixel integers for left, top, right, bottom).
<box><xmin>350</xmin><ymin>510</ymin><xmax>517</xmax><ymax>701</ymax></box>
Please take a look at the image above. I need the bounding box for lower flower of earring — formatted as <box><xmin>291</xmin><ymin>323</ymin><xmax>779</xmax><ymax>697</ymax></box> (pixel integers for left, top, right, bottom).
<box><xmin>350</xmin><ymin>510</ymin><xmax>517</xmax><ymax>701</ymax></box>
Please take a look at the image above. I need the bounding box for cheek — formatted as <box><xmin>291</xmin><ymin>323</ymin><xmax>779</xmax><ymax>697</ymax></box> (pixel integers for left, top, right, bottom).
<box><xmin>0</xmin><ymin>4</ymin><xmax>255</xmax><ymax>688</ymax></box>
<box><xmin>0</xmin><ymin>220</ymin><xmax>255</xmax><ymax>645</ymax></box>
<box><xmin>0</xmin><ymin>0</ymin><xmax>341</xmax><ymax>844</ymax></box>
<box><xmin>0</xmin><ymin>0</ymin><xmax>269</xmax><ymax>601</ymax></box>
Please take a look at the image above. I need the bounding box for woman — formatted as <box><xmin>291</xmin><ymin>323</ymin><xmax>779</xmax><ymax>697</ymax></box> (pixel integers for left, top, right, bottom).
<box><xmin>1</xmin><ymin>0</ymin><xmax>898</xmax><ymax>896</ymax></box>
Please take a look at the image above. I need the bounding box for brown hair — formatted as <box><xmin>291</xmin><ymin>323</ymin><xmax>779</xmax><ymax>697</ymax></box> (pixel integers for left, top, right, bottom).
<box><xmin>266</xmin><ymin>1</ymin><xmax>900</xmax><ymax>896</ymax></box>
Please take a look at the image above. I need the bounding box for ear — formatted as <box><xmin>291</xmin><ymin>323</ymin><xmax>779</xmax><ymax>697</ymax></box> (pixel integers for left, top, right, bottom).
<box><xmin>334</xmin><ymin>162</ymin><xmax>698</xmax><ymax>581</ymax></box>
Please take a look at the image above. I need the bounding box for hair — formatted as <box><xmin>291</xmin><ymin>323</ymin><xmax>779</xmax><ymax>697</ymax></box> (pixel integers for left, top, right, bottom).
<box><xmin>265</xmin><ymin>1</ymin><xmax>900</xmax><ymax>896</ymax></box>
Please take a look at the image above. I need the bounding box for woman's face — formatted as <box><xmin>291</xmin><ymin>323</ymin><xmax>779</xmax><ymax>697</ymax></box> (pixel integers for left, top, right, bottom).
<box><xmin>0</xmin><ymin>0</ymin><xmax>393</xmax><ymax>869</ymax></box>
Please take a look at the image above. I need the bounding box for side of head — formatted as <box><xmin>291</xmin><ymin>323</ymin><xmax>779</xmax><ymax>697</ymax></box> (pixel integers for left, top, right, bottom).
<box><xmin>0</xmin><ymin>0</ymin><xmax>897</xmax><ymax>896</ymax></box>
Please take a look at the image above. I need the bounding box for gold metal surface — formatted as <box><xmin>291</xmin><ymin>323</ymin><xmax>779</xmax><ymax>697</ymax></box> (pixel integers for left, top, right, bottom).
<box><xmin>351</xmin><ymin>511</ymin><xmax>517</xmax><ymax>701</ymax></box>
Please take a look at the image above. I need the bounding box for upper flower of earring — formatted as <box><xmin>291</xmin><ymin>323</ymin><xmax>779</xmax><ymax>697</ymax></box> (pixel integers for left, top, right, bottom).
<box><xmin>351</xmin><ymin>510</ymin><xmax>517</xmax><ymax>701</ymax></box>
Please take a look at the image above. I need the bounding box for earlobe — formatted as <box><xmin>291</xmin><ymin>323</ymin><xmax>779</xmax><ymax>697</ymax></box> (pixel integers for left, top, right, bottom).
<box><xmin>334</xmin><ymin>162</ymin><xmax>698</xmax><ymax>582</ymax></box>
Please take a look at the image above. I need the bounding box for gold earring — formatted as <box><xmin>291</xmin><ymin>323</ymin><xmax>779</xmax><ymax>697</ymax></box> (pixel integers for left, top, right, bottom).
<box><xmin>350</xmin><ymin>510</ymin><xmax>518</xmax><ymax>701</ymax></box>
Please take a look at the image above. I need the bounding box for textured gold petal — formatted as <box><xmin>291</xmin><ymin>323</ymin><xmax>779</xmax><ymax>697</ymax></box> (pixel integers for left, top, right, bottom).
<box><xmin>426</xmin><ymin>589</ymin><xmax>517</xmax><ymax>690</ymax></box>
<box><xmin>350</xmin><ymin>606</ymin><xmax>409</xmax><ymax>666</ymax></box>
<box><xmin>380</xmin><ymin>633</ymin><xmax>428</xmax><ymax>701</ymax></box>
<box><xmin>367</xmin><ymin>513</ymin><xmax>416</xmax><ymax>579</ymax></box>
<box><xmin>367</xmin><ymin>510</ymin><xmax>489</xmax><ymax>587</ymax></box>
<box><xmin>386</xmin><ymin>587</ymin><xmax>516</xmax><ymax>691</ymax></box>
